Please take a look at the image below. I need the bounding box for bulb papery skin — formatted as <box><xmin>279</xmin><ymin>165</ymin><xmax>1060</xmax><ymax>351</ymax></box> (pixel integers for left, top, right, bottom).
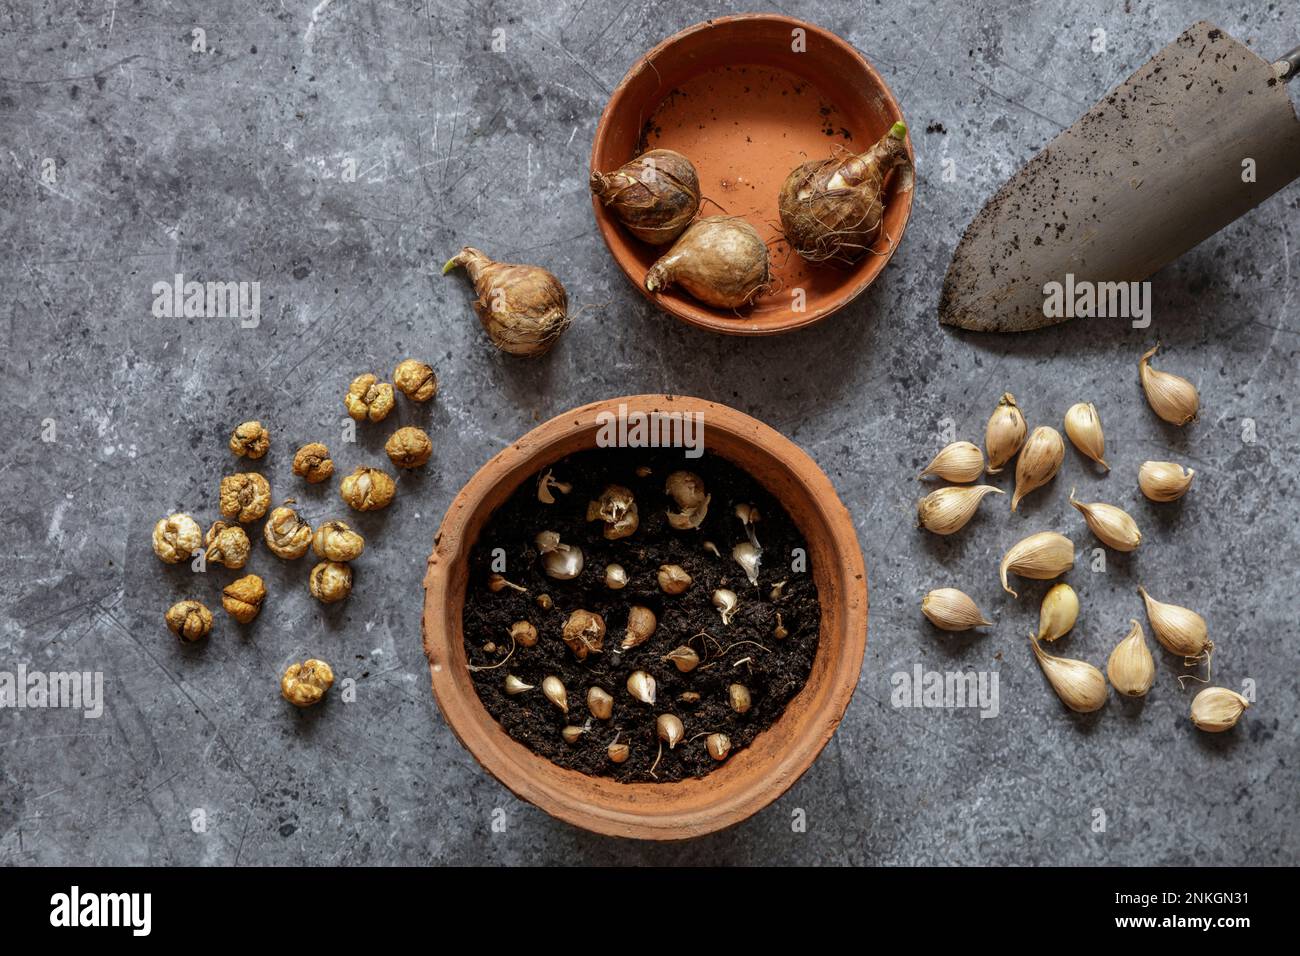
<box><xmin>1063</xmin><ymin>402</ymin><xmax>1108</xmax><ymax>470</ymax></box>
<box><xmin>444</xmin><ymin>247</ymin><xmax>570</xmax><ymax>357</ymax></box>
<box><xmin>1139</xmin><ymin>345</ymin><xmax>1199</xmax><ymax>425</ymax></box>
<box><xmin>778</xmin><ymin>122</ymin><xmax>912</xmax><ymax>268</ymax></box>
<box><xmin>644</xmin><ymin>217</ymin><xmax>771</xmax><ymax>309</ymax></box>
<box><xmin>590</xmin><ymin>149</ymin><xmax>701</xmax><ymax>245</ymax></box>
<box><xmin>985</xmin><ymin>392</ymin><xmax>1027</xmax><ymax>474</ymax></box>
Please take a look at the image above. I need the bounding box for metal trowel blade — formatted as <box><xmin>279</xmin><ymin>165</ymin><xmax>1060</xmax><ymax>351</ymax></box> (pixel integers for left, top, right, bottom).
<box><xmin>940</xmin><ymin>21</ymin><xmax>1300</xmax><ymax>332</ymax></box>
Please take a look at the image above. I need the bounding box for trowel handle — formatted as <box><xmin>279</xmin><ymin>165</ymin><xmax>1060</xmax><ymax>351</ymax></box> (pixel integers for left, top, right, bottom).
<box><xmin>1274</xmin><ymin>43</ymin><xmax>1300</xmax><ymax>81</ymax></box>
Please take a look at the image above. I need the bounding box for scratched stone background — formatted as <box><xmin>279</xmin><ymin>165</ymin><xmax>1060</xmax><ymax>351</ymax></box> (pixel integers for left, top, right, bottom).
<box><xmin>1</xmin><ymin>0</ymin><xmax>1297</xmax><ymax>866</ymax></box>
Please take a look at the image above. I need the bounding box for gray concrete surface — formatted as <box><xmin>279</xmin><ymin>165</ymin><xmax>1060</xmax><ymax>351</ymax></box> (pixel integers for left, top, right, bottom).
<box><xmin>2</xmin><ymin>0</ymin><xmax>1297</xmax><ymax>866</ymax></box>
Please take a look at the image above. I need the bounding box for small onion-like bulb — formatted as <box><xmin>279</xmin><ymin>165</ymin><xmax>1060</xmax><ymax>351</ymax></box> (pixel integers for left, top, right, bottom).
<box><xmin>729</xmin><ymin>683</ymin><xmax>752</xmax><ymax>714</ymax></box>
<box><xmin>541</xmin><ymin>676</ymin><xmax>567</xmax><ymax>714</ymax></box>
<box><xmin>656</xmin><ymin>713</ymin><xmax>685</xmax><ymax>750</ymax></box>
<box><xmin>443</xmin><ymin>246</ymin><xmax>570</xmax><ymax>357</ymax></box>
<box><xmin>627</xmin><ymin>670</ymin><xmax>656</xmax><ymax>705</ymax></box>
<box><xmin>712</xmin><ymin>588</ymin><xmax>739</xmax><ymax>625</ymax></box>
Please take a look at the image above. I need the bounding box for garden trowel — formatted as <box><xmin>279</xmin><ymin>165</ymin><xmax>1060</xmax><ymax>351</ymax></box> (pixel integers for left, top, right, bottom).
<box><xmin>940</xmin><ymin>21</ymin><xmax>1300</xmax><ymax>332</ymax></box>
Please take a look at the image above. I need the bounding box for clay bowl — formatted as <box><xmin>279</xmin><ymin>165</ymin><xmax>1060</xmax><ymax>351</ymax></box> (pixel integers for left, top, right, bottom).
<box><xmin>422</xmin><ymin>395</ymin><xmax>868</xmax><ymax>839</ymax></box>
<box><xmin>590</xmin><ymin>15</ymin><xmax>913</xmax><ymax>336</ymax></box>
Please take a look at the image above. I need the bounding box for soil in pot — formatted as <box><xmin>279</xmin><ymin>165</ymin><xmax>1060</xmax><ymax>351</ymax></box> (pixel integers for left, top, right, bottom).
<box><xmin>462</xmin><ymin>447</ymin><xmax>820</xmax><ymax>782</ymax></box>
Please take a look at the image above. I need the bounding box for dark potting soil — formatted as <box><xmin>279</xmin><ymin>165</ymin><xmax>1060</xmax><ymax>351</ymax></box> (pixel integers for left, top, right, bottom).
<box><xmin>462</xmin><ymin>448</ymin><xmax>820</xmax><ymax>782</ymax></box>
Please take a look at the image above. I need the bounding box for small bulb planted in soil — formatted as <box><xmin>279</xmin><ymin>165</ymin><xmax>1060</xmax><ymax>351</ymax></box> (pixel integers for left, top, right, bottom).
<box><xmin>587</xmin><ymin>687</ymin><xmax>614</xmax><ymax>720</ymax></box>
<box><xmin>706</xmin><ymin>733</ymin><xmax>732</xmax><ymax>762</ymax></box>
<box><xmin>627</xmin><ymin>670</ymin><xmax>656</xmax><ymax>705</ymax></box>
<box><xmin>561</xmin><ymin>725</ymin><xmax>586</xmax><ymax>745</ymax></box>
<box><xmin>504</xmin><ymin>674</ymin><xmax>534</xmax><ymax>696</ymax></box>
<box><xmin>732</xmin><ymin>541</ymin><xmax>762</xmax><ymax>586</ymax></box>
<box><xmin>770</xmin><ymin>580</ymin><xmax>787</xmax><ymax>601</ymax></box>
<box><xmin>536</xmin><ymin>468</ymin><xmax>572</xmax><ymax>504</ymax></box>
<box><xmin>586</xmin><ymin>484</ymin><xmax>639</xmax><ymax>540</ymax></box>
<box><xmin>1138</xmin><ymin>460</ymin><xmax>1195</xmax><ymax>502</ymax></box>
<box><xmin>561</xmin><ymin>609</ymin><xmax>605</xmax><ymax>660</ymax></box>
<box><xmin>1037</xmin><ymin>583</ymin><xmax>1079</xmax><ymax>642</ymax></box>
<box><xmin>703</xmin><ymin>540</ymin><xmax>721</xmax><ymax>558</ymax></box>
<box><xmin>541</xmin><ymin>676</ymin><xmax>568</xmax><ymax>713</ymax></box>
<box><xmin>773</xmin><ymin>612</ymin><xmax>788</xmax><ymax>640</ymax></box>
<box><xmin>620</xmin><ymin>605</ymin><xmax>657</xmax><ymax>650</ymax></box>
<box><xmin>1063</xmin><ymin>402</ymin><xmax>1108</xmax><ymax>470</ymax></box>
<box><xmin>604</xmin><ymin>563</ymin><xmax>628</xmax><ymax>589</ymax></box>
<box><xmin>665</xmin><ymin>470</ymin><xmax>710</xmax><ymax>530</ymax></box>
<box><xmin>920</xmin><ymin>441</ymin><xmax>985</xmax><ymax>483</ymax></box>
<box><xmin>1190</xmin><ymin>687</ymin><xmax>1249</xmax><ymax>733</ymax></box>
<box><xmin>678</xmin><ymin>691</ymin><xmax>701</xmax><ymax>705</ymax></box>
<box><xmin>488</xmin><ymin>573</ymin><xmax>526</xmax><ymax>594</ymax></box>
<box><xmin>510</xmin><ymin>620</ymin><xmax>538</xmax><ymax>648</ymax></box>
<box><xmin>984</xmin><ymin>392</ymin><xmax>1027</xmax><ymax>474</ymax></box>
<box><xmin>658</xmin><ymin>564</ymin><xmax>692</xmax><ymax>595</ymax></box>
<box><xmin>483</xmin><ymin>642</ymin><xmax>497</xmax><ymax>654</ymax></box>
<box><xmin>713</xmin><ymin>588</ymin><xmax>739</xmax><ymax>625</ymax></box>
<box><xmin>535</xmin><ymin>593</ymin><xmax>553</xmax><ymax>610</ymax></box>
<box><xmin>608</xmin><ymin>741</ymin><xmax>630</xmax><ymax>764</ymax></box>
<box><xmin>662</xmin><ymin>646</ymin><xmax>700</xmax><ymax>673</ymax></box>
<box><xmin>729</xmin><ymin>683</ymin><xmax>752</xmax><ymax>715</ymax></box>
<box><xmin>656</xmin><ymin>713</ymin><xmax>685</xmax><ymax>750</ymax></box>
<box><xmin>1107</xmin><ymin>620</ymin><xmax>1155</xmax><ymax>698</ymax></box>
<box><xmin>535</xmin><ymin>531</ymin><xmax>584</xmax><ymax>580</ymax></box>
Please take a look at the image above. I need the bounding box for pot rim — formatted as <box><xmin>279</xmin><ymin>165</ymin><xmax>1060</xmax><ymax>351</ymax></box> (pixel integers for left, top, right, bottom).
<box><xmin>421</xmin><ymin>395</ymin><xmax>868</xmax><ymax>839</ymax></box>
<box><xmin>590</xmin><ymin>14</ymin><xmax>914</xmax><ymax>336</ymax></box>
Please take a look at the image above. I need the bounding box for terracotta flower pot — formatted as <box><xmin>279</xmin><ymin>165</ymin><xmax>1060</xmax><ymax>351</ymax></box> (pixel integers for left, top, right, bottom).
<box><xmin>591</xmin><ymin>15</ymin><xmax>913</xmax><ymax>336</ymax></box>
<box><xmin>422</xmin><ymin>395</ymin><xmax>868</xmax><ymax>839</ymax></box>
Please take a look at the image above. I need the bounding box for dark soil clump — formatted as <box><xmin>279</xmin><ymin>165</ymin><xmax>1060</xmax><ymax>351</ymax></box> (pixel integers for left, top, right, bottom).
<box><xmin>462</xmin><ymin>448</ymin><xmax>820</xmax><ymax>782</ymax></box>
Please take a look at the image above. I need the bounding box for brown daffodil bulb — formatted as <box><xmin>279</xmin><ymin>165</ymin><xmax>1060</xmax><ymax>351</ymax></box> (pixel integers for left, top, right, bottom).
<box><xmin>393</xmin><ymin>359</ymin><xmax>438</xmax><ymax>402</ymax></box>
<box><xmin>385</xmin><ymin>426</ymin><xmax>433</xmax><ymax>469</ymax></box>
<box><xmin>292</xmin><ymin>442</ymin><xmax>334</xmax><ymax>484</ymax></box>
<box><xmin>219</xmin><ymin>473</ymin><xmax>271</xmax><ymax>523</ymax></box>
<box><xmin>344</xmin><ymin>373</ymin><xmax>396</xmax><ymax>423</ymax></box>
<box><xmin>229</xmin><ymin>420</ymin><xmax>270</xmax><ymax>459</ymax></box>
<box><xmin>340</xmin><ymin>466</ymin><xmax>396</xmax><ymax>511</ymax></box>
